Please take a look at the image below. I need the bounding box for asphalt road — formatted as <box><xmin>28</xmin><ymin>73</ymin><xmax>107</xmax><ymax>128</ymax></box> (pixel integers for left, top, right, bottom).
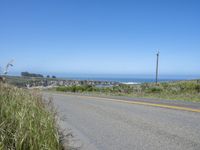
<box><xmin>44</xmin><ymin>93</ymin><xmax>200</xmax><ymax>150</ymax></box>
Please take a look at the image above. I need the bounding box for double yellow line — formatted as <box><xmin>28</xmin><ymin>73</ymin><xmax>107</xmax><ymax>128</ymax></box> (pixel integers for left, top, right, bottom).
<box><xmin>76</xmin><ymin>95</ymin><xmax>200</xmax><ymax>113</ymax></box>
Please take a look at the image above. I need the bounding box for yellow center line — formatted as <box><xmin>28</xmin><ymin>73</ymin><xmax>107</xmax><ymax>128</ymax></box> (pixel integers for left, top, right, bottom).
<box><xmin>74</xmin><ymin>95</ymin><xmax>200</xmax><ymax>113</ymax></box>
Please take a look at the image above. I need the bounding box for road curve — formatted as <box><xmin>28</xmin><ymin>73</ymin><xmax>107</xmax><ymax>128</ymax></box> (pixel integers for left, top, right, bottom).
<box><xmin>44</xmin><ymin>93</ymin><xmax>200</xmax><ymax>150</ymax></box>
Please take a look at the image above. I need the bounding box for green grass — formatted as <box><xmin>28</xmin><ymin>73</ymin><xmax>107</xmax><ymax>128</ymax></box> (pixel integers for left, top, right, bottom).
<box><xmin>0</xmin><ymin>83</ymin><xmax>63</xmax><ymax>150</ymax></box>
<box><xmin>55</xmin><ymin>80</ymin><xmax>200</xmax><ymax>102</ymax></box>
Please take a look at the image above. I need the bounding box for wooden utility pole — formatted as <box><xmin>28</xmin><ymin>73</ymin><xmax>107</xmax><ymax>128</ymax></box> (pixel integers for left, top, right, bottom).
<box><xmin>155</xmin><ymin>51</ymin><xmax>159</xmax><ymax>84</ymax></box>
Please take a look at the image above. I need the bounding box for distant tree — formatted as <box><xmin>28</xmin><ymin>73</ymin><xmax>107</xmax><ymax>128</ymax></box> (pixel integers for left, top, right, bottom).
<box><xmin>52</xmin><ymin>75</ymin><xmax>56</xmax><ymax>78</ymax></box>
<box><xmin>47</xmin><ymin>75</ymin><xmax>50</xmax><ymax>78</ymax></box>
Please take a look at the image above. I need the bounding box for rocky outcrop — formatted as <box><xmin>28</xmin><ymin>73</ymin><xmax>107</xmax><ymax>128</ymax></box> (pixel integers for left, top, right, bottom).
<box><xmin>0</xmin><ymin>77</ymin><xmax>5</xmax><ymax>83</ymax></box>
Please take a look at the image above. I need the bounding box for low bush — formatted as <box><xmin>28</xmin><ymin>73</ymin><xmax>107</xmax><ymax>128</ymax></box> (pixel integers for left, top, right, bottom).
<box><xmin>146</xmin><ymin>86</ymin><xmax>163</xmax><ymax>93</ymax></box>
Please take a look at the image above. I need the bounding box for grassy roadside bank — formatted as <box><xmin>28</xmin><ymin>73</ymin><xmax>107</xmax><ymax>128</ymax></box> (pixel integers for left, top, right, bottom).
<box><xmin>0</xmin><ymin>83</ymin><xmax>64</xmax><ymax>149</ymax></box>
<box><xmin>55</xmin><ymin>80</ymin><xmax>200</xmax><ymax>102</ymax></box>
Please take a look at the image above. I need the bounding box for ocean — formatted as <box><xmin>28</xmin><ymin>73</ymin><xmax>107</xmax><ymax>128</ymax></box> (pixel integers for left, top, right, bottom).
<box><xmin>62</xmin><ymin>75</ymin><xmax>200</xmax><ymax>84</ymax></box>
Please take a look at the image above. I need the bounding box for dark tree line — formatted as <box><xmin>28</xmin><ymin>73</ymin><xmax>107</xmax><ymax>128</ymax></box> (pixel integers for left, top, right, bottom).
<box><xmin>21</xmin><ymin>72</ymin><xmax>43</xmax><ymax>78</ymax></box>
<box><xmin>21</xmin><ymin>72</ymin><xmax>56</xmax><ymax>78</ymax></box>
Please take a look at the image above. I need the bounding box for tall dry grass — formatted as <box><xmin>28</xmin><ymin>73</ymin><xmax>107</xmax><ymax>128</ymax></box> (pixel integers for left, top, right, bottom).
<box><xmin>0</xmin><ymin>83</ymin><xmax>63</xmax><ymax>150</ymax></box>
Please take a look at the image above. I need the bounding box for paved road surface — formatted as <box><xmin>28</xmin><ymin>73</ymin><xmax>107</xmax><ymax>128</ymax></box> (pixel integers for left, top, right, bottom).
<box><xmin>44</xmin><ymin>93</ymin><xmax>200</xmax><ymax>150</ymax></box>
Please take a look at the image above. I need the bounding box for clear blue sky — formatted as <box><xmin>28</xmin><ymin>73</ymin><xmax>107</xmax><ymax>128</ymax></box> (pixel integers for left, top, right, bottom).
<box><xmin>0</xmin><ymin>0</ymin><xmax>200</xmax><ymax>77</ymax></box>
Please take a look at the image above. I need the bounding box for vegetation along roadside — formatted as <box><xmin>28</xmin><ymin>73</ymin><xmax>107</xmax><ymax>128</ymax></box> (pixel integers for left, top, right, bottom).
<box><xmin>0</xmin><ymin>83</ymin><xmax>68</xmax><ymax>150</ymax></box>
<box><xmin>55</xmin><ymin>80</ymin><xmax>200</xmax><ymax>102</ymax></box>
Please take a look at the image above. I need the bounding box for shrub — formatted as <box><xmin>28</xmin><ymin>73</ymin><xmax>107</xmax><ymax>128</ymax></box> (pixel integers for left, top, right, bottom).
<box><xmin>195</xmin><ymin>84</ymin><xmax>200</xmax><ymax>93</ymax></box>
<box><xmin>146</xmin><ymin>86</ymin><xmax>163</xmax><ymax>93</ymax></box>
<box><xmin>56</xmin><ymin>86</ymin><xmax>68</xmax><ymax>92</ymax></box>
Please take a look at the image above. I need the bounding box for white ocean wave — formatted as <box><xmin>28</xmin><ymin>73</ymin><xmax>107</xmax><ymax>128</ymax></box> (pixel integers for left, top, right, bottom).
<box><xmin>122</xmin><ymin>82</ymin><xmax>140</xmax><ymax>85</ymax></box>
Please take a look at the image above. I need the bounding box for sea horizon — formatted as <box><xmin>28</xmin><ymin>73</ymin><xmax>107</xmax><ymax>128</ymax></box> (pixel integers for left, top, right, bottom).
<box><xmin>61</xmin><ymin>74</ymin><xmax>200</xmax><ymax>84</ymax></box>
<box><xmin>8</xmin><ymin>72</ymin><xmax>200</xmax><ymax>83</ymax></box>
